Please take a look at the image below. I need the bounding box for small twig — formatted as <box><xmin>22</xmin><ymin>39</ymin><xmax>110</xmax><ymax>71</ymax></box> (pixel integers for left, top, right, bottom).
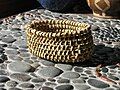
<box><xmin>100</xmin><ymin>76</ymin><xmax>117</xmax><ymax>84</ymax></box>
<box><xmin>95</xmin><ymin>64</ymin><xmax>102</xmax><ymax>77</ymax></box>
<box><xmin>95</xmin><ymin>64</ymin><xmax>118</xmax><ymax>85</ymax></box>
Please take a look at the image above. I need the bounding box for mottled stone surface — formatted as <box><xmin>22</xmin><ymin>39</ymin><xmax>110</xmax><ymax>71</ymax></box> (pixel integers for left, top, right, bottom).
<box><xmin>0</xmin><ymin>8</ymin><xmax>120</xmax><ymax>90</ymax></box>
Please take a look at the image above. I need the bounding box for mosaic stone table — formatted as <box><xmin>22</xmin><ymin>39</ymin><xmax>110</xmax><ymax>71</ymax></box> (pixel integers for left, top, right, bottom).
<box><xmin>0</xmin><ymin>9</ymin><xmax>120</xmax><ymax>90</ymax></box>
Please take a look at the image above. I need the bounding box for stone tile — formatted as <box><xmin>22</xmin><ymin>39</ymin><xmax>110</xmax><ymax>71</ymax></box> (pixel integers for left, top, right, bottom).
<box><xmin>88</xmin><ymin>79</ymin><xmax>110</xmax><ymax>88</ymax></box>
<box><xmin>7</xmin><ymin>61</ymin><xmax>34</xmax><ymax>73</ymax></box>
<box><xmin>40</xmin><ymin>59</ymin><xmax>55</xmax><ymax>66</ymax></box>
<box><xmin>5</xmin><ymin>81</ymin><xmax>18</xmax><ymax>87</ymax></box>
<box><xmin>57</xmin><ymin>79</ymin><xmax>70</xmax><ymax>83</ymax></box>
<box><xmin>55</xmin><ymin>85</ymin><xmax>74</xmax><ymax>90</ymax></box>
<box><xmin>36</xmin><ymin>67</ymin><xmax>63</xmax><ymax>78</ymax></box>
<box><xmin>31</xmin><ymin>78</ymin><xmax>46</xmax><ymax>83</ymax></box>
<box><xmin>40</xmin><ymin>86</ymin><xmax>53</xmax><ymax>90</ymax></box>
<box><xmin>1</xmin><ymin>36</ymin><xmax>16</xmax><ymax>43</ymax></box>
<box><xmin>74</xmin><ymin>85</ymin><xmax>90</xmax><ymax>90</ymax></box>
<box><xmin>10</xmin><ymin>73</ymin><xmax>31</xmax><ymax>82</ymax></box>
<box><xmin>61</xmin><ymin>72</ymin><xmax>80</xmax><ymax>79</ymax></box>
<box><xmin>0</xmin><ymin>76</ymin><xmax>10</xmax><ymax>83</ymax></box>
<box><xmin>18</xmin><ymin>83</ymin><xmax>34</xmax><ymax>88</ymax></box>
<box><xmin>55</xmin><ymin>64</ymin><xmax>72</xmax><ymax>71</ymax></box>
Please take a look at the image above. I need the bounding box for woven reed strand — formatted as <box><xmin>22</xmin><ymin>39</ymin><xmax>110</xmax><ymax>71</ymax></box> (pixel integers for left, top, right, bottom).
<box><xmin>25</xmin><ymin>19</ymin><xmax>94</xmax><ymax>63</ymax></box>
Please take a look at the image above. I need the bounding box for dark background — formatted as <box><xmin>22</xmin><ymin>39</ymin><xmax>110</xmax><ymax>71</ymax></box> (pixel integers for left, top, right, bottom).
<box><xmin>0</xmin><ymin>0</ymin><xmax>41</xmax><ymax>18</ymax></box>
<box><xmin>0</xmin><ymin>0</ymin><xmax>91</xmax><ymax>18</ymax></box>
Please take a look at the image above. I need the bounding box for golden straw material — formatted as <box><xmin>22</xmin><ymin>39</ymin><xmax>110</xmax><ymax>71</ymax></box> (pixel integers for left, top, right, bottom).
<box><xmin>24</xmin><ymin>19</ymin><xmax>94</xmax><ymax>63</ymax></box>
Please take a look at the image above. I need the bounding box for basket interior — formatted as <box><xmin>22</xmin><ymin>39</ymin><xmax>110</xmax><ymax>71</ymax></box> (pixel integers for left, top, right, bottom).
<box><xmin>29</xmin><ymin>20</ymin><xmax>90</xmax><ymax>33</ymax></box>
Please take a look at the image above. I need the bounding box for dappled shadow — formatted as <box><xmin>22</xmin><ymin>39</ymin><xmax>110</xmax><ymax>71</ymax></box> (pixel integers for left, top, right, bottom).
<box><xmin>54</xmin><ymin>44</ymin><xmax>120</xmax><ymax>67</ymax></box>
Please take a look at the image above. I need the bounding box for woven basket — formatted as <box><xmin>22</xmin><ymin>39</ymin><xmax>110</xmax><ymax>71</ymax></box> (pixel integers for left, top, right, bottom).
<box><xmin>25</xmin><ymin>19</ymin><xmax>94</xmax><ymax>63</ymax></box>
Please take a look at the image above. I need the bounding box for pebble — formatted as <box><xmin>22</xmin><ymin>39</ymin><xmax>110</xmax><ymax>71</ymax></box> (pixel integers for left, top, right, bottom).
<box><xmin>61</xmin><ymin>72</ymin><xmax>80</xmax><ymax>79</ymax></box>
<box><xmin>29</xmin><ymin>73</ymin><xmax>38</xmax><ymax>78</ymax></box>
<box><xmin>55</xmin><ymin>85</ymin><xmax>74</xmax><ymax>90</ymax></box>
<box><xmin>108</xmin><ymin>65</ymin><xmax>117</xmax><ymax>69</ymax></box>
<box><xmin>108</xmin><ymin>75</ymin><xmax>119</xmax><ymax>81</ymax></box>
<box><xmin>74</xmin><ymin>67</ymin><xmax>83</xmax><ymax>72</ymax></box>
<box><xmin>40</xmin><ymin>60</ymin><xmax>55</xmax><ymax>66</ymax></box>
<box><xmin>72</xmin><ymin>78</ymin><xmax>85</xmax><ymax>83</ymax></box>
<box><xmin>55</xmin><ymin>64</ymin><xmax>72</xmax><ymax>71</ymax></box>
<box><xmin>75</xmin><ymin>85</ymin><xmax>90</xmax><ymax>90</ymax></box>
<box><xmin>8</xmin><ymin>55</ymin><xmax>22</xmax><ymax>61</ymax></box>
<box><xmin>6</xmin><ymin>81</ymin><xmax>18</xmax><ymax>87</ymax></box>
<box><xmin>23</xmin><ymin>59</ymin><xmax>33</xmax><ymax>64</ymax></box>
<box><xmin>0</xmin><ymin>31</ymin><xmax>11</xmax><ymax>35</ymax></box>
<box><xmin>84</xmin><ymin>70</ymin><xmax>92</xmax><ymax>75</ymax></box>
<box><xmin>31</xmin><ymin>78</ymin><xmax>46</xmax><ymax>83</ymax></box>
<box><xmin>0</xmin><ymin>84</ymin><xmax>4</xmax><ymax>87</ymax></box>
<box><xmin>45</xmin><ymin>82</ymin><xmax>57</xmax><ymax>86</ymax></box>
<box><xmin>13</xmin><ymin>32</ymin><xmax>22</xmax><ymax>37</ymax></box>
<box><xmin>36</xmin><ymin>67</ymin><xmax>63</xmax><ymax>78</ymax></box>
<box><xmin>0</xmin><ymin>76</ymin><xmax>10</xmax><ymax>83</ymax></box>
<box><xmin>7</xmin><ymin>61</ymin><xmax>34</xmax><ymax>73</ymax></box>
<box><xmin>91</xmin><ymin>25</ymin><xmax>99</xmax><ymax>31</ymax></box>
<box><xmin>112</xmin><ymin>85</ymin><xmax>120</xmax><ymax>89</ymax></box>
<box><xmin>0</xmin><ymin>54</ymin><xmax>7</xmax><ymax>61</ymax></box>
<box><xmin>13</xmin><ymin>40</ymin><xmax>27</xmax><ymax>48</ymax></box>
<box><xmin>105</xmin><ymin>88</ymin><xmax>115</xmax><ymax>90</ymax></box>
<box><xmin>8</xmin><ymin>88</ymin><xmax>22</xmax><ymax>90</ymax></box>
<box><xmin>5</xmin><ymin>50</ymin><xmax>19</xmax><ymax>55</ymax></box>
<box><xmin>0</xmin><ymin>88</ymin><xmax>6</xmax><ymax>90</ymax></box>
<box><xmin>0</xmin><ymin>64</ymin><xmax>7</xmax><ymax>69</ymax></box>
<box><xmin>19</xmin><ymin>49</ymin><xmax>28</xmax><ymax>53</ymax></box>
<box><xmin>0</xmin><ymin>58</ymin><xmax>5</xmax><ymax>63</ymax></box>
<box><xmin>34</xmin><ymin>84</ymin><xmax>42</xmax><ymax>89</ymax></box>
<box><xmin>0</xmin><ymin>34</ymin><xmax>5</xmax><ymax>40</ymax></box>
<box><xmin>88</xmin><ymin>79</ymin><xmax>110</xmax><ymax>88</ymax></box>
<box><xmin>101</xmin><ymin>67</ymin><xmax>109</xmax><ymax>73</ymax></box>
<box><xmin>48</xmin><ymin>78</ymin><xmax>56</xmax><ymax>82</ymax></box>
<box><xmin>1</xmin><ymin>36</ymin><xmax>16</xmax><ymax>43</ymax></box>
<box><xmin>0</xmin><ymin>47</ymin><xmax>4</xmax><ymax>53</ymax></box>
<box><xmin>10</xmin><ymin>73</ymin><xmax>31</xmax><ymax>82</ymax></box>
<box><xmin>57</xmin><ymin>79</ymin><xmax>70</xmax><ymax>83</ymax></box>
<box><xmin>7</xmin><ymin>45</ymin><xmax>18</xmax><ymax>50</ymax></box>
<box><xmin>20</xmin><ymin>53</ymin><xmax>30</xmax><ymax>57</ymax></box>
<box><xmin>0</xmin><ymin>44</ymin><xmax>7</xmax><ymax>47</ymax></box>
<box><xmin>40</xmin><ymin>86</ymin><xmax>53</xmax><ymax>90</ymax></box>
<box><xmin>18</xmin><ymin>83</ymin><xmax>34</xmax><ymax>88</ymax></box>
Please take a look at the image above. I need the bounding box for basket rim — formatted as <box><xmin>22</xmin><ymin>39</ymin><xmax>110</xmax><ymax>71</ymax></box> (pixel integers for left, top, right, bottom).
<box><xmin>25</xmin><ymin>19</ymin><xmax>91</xmax><ymax>38</ymax></box>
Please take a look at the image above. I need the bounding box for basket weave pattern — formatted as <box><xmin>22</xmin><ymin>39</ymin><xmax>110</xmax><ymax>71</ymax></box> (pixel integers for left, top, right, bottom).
<box><xmin>25</xmin><ymin>19</ymin><xmax>94</xmax><ymax>63</ymax></box>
